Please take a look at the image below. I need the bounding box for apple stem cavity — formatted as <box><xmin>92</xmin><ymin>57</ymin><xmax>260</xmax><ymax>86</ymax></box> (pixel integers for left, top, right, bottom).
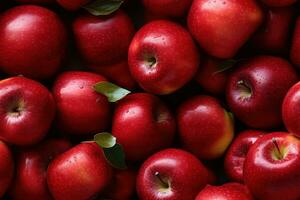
<box><xmin>145</xmin><ymin>56</ymin><xmax>157</xmax><ymax>68</ymax></box>
<box><xmin>272</xmin><ymin>138</ymin><xmax>284</xmax><ymax>160</ymax></box>
<box><xmin>154</xmin><ymin>171</ymin><xmax>169</xmax><ymax>189</ymax></box>
<box><xmin>237</xmin><ymin>80</ymin><xmax>252</xmax><ymax>100</ymax></box>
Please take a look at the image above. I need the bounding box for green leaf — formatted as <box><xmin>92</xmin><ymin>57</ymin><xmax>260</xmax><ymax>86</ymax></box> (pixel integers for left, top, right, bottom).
<box><xmin>94</xmin><ymin>132</ymin><xmax>116</xmax><ymax>148</ymax></box>
<box><xmin>83</xmin><ymin>0</ymin><xmax>124</xmax><ymax>16</ymax></box>
<box><xmin>213</xmin><ymin>59</ymin><xmax>237</xmax><ymax>75</ymax></box>
<box><xmin>103</xmin><ymin>143</ymin><xmax>127</xmax><ymax>169</ymax></box>
<box><xmin>93</xmin><ymin>82</ymin><xmax>131</xmax><ymax>102</ymax></box>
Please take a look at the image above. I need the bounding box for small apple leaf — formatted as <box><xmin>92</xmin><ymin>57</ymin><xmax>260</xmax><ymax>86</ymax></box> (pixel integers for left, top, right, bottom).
<box><xmin>83</xmin><ymin>0</ymin><xmax>124</xmax><ymax>16</ymax></box>
<box><xmin>213</xmin><ymin>59</ymin><xmax>238</xmax><ymax>75</ymax></box>
<box><xmin>93</xmin><ymin>82</ymin><xmax>131</xmax><ymax>102</ymax></box>
<box><xmin>103</xmin><ymin>143</ymin><xmax>127</xmax><ymax>169</ymax></box>
<box><xmin>94</xmin><ymin>132</ymin><xmax>116</xmax><ymax>148</ymax></box>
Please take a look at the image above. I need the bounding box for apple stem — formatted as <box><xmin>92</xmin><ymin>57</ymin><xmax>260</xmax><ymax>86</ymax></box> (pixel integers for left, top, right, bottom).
<box><xmin>154</xmin><ymin>172</ymin><xmax>169</xmax><ymax>188</ymax></box>
<box><xmin>272</xmin><ymin>138</ymin><xmax>283</xmax><ymax>160</ymax></box>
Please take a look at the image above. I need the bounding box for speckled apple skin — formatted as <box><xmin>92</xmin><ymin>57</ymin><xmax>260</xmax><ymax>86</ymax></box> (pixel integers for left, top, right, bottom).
<box><xmin>0</xmin><ymin>141</ymin><xmax>14</xmax><ymax>198</ymax></box>
<box><xmin>244</xmin><ymin>132</ymin><xmax>300</xmax><ymax>200</ymax></box>
<box><xmin>137</xmin><ymin>148</ymin><xmax>212</xmax><ymax>200</ymax></box>
<box><xmin>290</xmin><ymin>17</ymin><xmax>300</xmax><ymax>68</ymax></box>
<box><xmin>195</xmin><ymin>183</ymin><xmax>254</xmax><ymax>200</ymax></box>
<box><xmin>260</xmin><ymin>0</ymin><xmax>297</xmax><ymax>7</ymax></box>
<box><xmin>187</xmin><ymin>0</ymin><xmax>263</xmax><ymax>59</ymax></box>
<box><xmin>52</xmin><ymin>71</ymin><xmax>111</xmax><ymax>135</ymax></box>
<box><xmin>47</xmin><ymin>142</ymin><xmax>113</xmax><ymax>200</ymax></box>
<box><xmin>177</xmin><ymin>95</ymin><xmax>234</xmax><ymax>160</ymax></box>
<box><xmin>112</xmin><ymin>93</ymin><xmax>176</xmax><ymax>161</ymax></box>
<box><xmin>226</xmin><ymin>56</ymin><xmax>299</xmax><ymax>129</ymax></box>
<box><xmin>0</xmin><ymin>5</ymin><xmax>67</xmax><ymax>80</ymax></box>
<box><xmin>224</xmin><ymin>130</ymin><xmax>265</xmax><ymax>182</ymax></box>
<box><xmin>10</xmin><ymin>139</ymin><xmax>71</xmax><ymax>200</ymax></box>
<box><xmin>57</xmin><ymin>0</ymin><xmax>90</xmax><ymax>10</ymax></box>
<box><xmin>73</xmin><ymin>10</ymin><xmax>134</xmax><ymax>66</ymax></box>
<box><xmin>128</xmin><ymin>20</ymin><xmax>199</xmax><ymax>95</ymax></box>
<box><xmin>0</xmin><ymin>77</ymin><xmax>55</xmax><ymax>146</ymax></box>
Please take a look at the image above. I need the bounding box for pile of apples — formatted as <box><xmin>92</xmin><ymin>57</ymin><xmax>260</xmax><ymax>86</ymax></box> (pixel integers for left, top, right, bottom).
<box><xmin>0</xmin><ymin>0</ymin><xmax>300</xmax><ymax>199</ymax></box>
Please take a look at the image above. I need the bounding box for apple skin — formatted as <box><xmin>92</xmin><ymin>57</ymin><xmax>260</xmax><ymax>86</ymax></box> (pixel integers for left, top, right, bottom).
<box><xmin>0</xmin><ymin>141</ymin><xmax>14</xmax><ymax>198</ymax></box>
<box><xmin>57</xmin><ymin>0</ymin><xmax>90</xmax><ymax>11</ymax></box>
<box><xmin>16</xmin><ymin>0</ymin><xmax>54</xmax><ymax>3</ymax></box>
<box><xmin>260</xmin><ymin>0</ymin><xmax>297</xmax><ymax>7</ymax></box>
<box><xmin>137</xmin><ymin>148</ymin><xmax>213</xmax><ymax>200</ymax></box>
<box><xmin>0</xmin><ymin>5</ymin><xmax>67</xmax><ymax>80</ymax></box>
<box><xmin>142</xmin><ymin>0</ymin><xmax>193</xmax><ymax>18</ymax></box>
<box><xmin>244</xmin><ymin>132</ymin><xmax>300</xmax><ymax>200</ymax></box>
<box><xmin>73</xmin><ymin>10</ymin><xmax>134</xmax><ymax>66</ymax></box>
<box><xmin>112</xmin><ymin>93</ymin><xmax>176</xmax><ymax>161</ymax></box>
<box><xmin>195</xmin><ymin>57</ymin><xmax>229</xmax><ymax>96</ymax></box>
<box><xmin>251</xmin><ymin>6</ymin><xmax>295</xmax><ymax>54</ymax></box>
<box><xmin>282</xmin><ymin>82</ymin><xmax>300</xmax><ymax>138</ymax></box>
<box><xmin>0</xmin><ymin>76</ymin><xmax>55</xmax><ymax>146</ymax></box>
<box><xmin>102</xmin><ymin>169</ymin><xmax>136</xmax><ymax>200</ymax></box>
<box><xmin>224</xmin><ymin>130</ymin><xmax>265</xmax><ymax>182</ymax></box>
<box><xmin>195</xmin><ymin>183</ymin><xmax>254</xmax><ymax>200</ymax></box>
<box><xmin>128</xmin><ymin>20</ymin><xmax>199</xmax><ymax>95</ymax></box>
<box><xmin>290</xmin><ymin>17</ymin><xmax>300</xmax><ymax>68</ymax></box>
<box><xmin>52</xmin><ymin>71</ymin><xmax>111</xmax><ymax>135</ymax></box>
<box><xmin>226</xmin><ymin>56</ymin><xmax>299</xmax><ymax>129</ymax></box>
<box><xmin>88</xmin><ymin>60</ymin><xmax>137</xmax><ymax>90</ymax></box>
<box><xmin>187</xmin><ymin>0</ymin><xmax>263</xmax><ymax>59</ymax></box>
<box><xmin>9</xmin><ymin>139</ymin><xmax>72</xmax><ymax>200</ymax></box>
<box><xmin>177</xmin><ymin>95</ymin><xmax>234</xmax><ymax>160</ymax></box>
<box><xmin>47</xmin><ymin>142</ymin><xmax>113</xmax><ymax>200</ymax></box>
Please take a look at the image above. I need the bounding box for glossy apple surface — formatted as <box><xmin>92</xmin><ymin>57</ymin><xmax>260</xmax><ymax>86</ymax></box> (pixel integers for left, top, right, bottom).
<box><xmin>0</xmin><ymin>141</ymin><xmax>14</xmax><ymax>198</ymax></box>
<box><xmin>290</xmin><ymin>17</ymin><xmax>300</xmax><ymax>68</ymax></box>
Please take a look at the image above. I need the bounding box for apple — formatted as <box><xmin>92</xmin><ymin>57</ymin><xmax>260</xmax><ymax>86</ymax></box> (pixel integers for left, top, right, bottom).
<box><xmin>101</xmin><ymin>169</ymin><xmax>136</xmax><ymax>200</ymax></box>
<box><xmin>128</xmin><ymin>20</ymin><xmax>199</xmax><ymax>95</ymax></box>
<box><xmin>73</xmin><ymin>10</ymin><xmax>134</xmax><ymax>66</ymax></box>
<box><xmin>0</xmin><ymin>5</ymin><xmax>67</xmax><ymax>80</ymax></box>
<box><xmin>195</xmin><ymin>57</ymin><xmax>229</xmax><ymax>96</ymax></box>
<box><xmin>290</xmin><ymin>17</ymin><xmax>300</xmax><ymax>68</ymax></box>
<box><xmin>177</xmin><ymin>95</ymin><xmax>234</xmax><ymax>160</ymax></box>
<box><xmin>57</xmin><ymin>0</ymin><xmax>90</xmax><ymax>10</ymax></box>
<box><xmin>251</xmin><ymin>6</ymin><xmax>295</xmax><ymax>54</ymax></box>
<box><xmin>142</xmin><ymin>0</ymin><xmax>193</xmax><ymax>18</ymax></box>
<box><xmin>224</xmin><ymin>130</ymin><xmax>265</xmax><ymax>182</ymax></box>
<box><xmin>112</xmin><ymin>93</ymin><xmax>176</xmax><ymax>161</ymax></box>
<box><xmin>16</xmin><ymin>0</ymin><xmax>55</xmax><ymax>3</ymax></box>
<box><xmin>259</xmin><ymin>0</ymin><xmax>297</xmax><ymax>7</ymax></box>
<box><xmin>187</xmin><ymin>0</ymin><xmax>263</xmax><ymax>59</ymax></box>
<box><xmin>88</xmin><ymin>60</ymin><xmax>137</xmax><ymax>90</ymax></box>
<box><xmin>282</xmin><ymin>81</ymin><xmax>300</xmax><ymax>137</ymax></box>
<box><xmin>137</xmin><ymin>148</ymin><xmax>213</xmax><ymax>200</ymax></box>
<box><xmin>0</xmin><ymin>76</ymin><xmax>55</xmax><ymax>146</ymax></box>
<box><xmin>9</xmin><ymin>139</ymin><xmax>71</xmax><ymax>200</ymax></box>
<box><xmin>226</xmin><ymin>56</ymin><xmax>299</xmax><ymax>129</ymax></box>
<box><xmin>0</xmin><ymin>140</ymin><xmax>14</xmax><ymax>198</ymax></box>
<box><xmin>244</xmin><ymin>132</ymin><xmax>300</xmax><ymax>200</ymax></box>
<box><xmin>47</xmin><ymin>142</ymin><xmax>113</xmax><ymax>200</ymax></box>
<box><xmin>195</xmin><ymin>182</ymin><xmax>254</xmax><ymax>200</ymax></box>
<box><xmin>52</xmin><ymin>71</ymin><xmax>111</xmax><ymax>135</ymax></box>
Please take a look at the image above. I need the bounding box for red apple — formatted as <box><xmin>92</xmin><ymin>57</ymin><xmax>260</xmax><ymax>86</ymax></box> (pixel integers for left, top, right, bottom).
<box><xmin>112</xmin><ymin>93</ymin><xmax>176</xmax><ymax>161</ymax></box>
<box><xmin>128</xmin><ymin>20</ymin><xmax>199</xmax><ymax>95</ymax></box>
<box><xmin>52</xmin><ymin>71</ymin><xmax>111</xmax><ymax>135</ymax></box>
<box><xmin>47</xmin><ymin>142</ymin><xmax>113</xmax><ymax>200</ymax></box>
<box><xmin>224</xmin><ymin>130</ymin><xmax>265</xmax><ymax>182</ymax></box>
<box><xmin>187</xmin><ymin>0</ymin><xmax>263</xmax><ymax>59</ymax></box>
<box><xmin>244</xmin><ymin>132</ymin><xmax>300</xmax><ymax>200</ymax></box>
<box><xmin>0</xmin><ymin>141</ymin><xmax>14</xmax><ymax>198</ymax></box>
<box><xmin>102</xmin><ymin>169</ymin><xmax>136</xmax><ymax>200</ymax></box>
<box><xmin>195</xmin><ymin>182</ymin><xmax>254</xmax><ymax>200</ymax></box>
<box><xmin>195</xmin><ymin>57</ymin><xmax>229</xmax><ymax>96</ymax></box>
<box><xmin>73</xmin><ymin>10</ymin><xmax>134</xmax><ymax>66</ymax></box>
<box><xmin>137</xmin><ymin>148</ymin><xmax>213</xmax><ymax>200</ymax></box>
<box><xmin>290</xmin><ymin>17</ymin><xmax>300</xmax><ymax>68</ymax></box>
<box><xmin>57</xmin><ymin>0</ymin><xmax>90</xmax><ymax>10</ymax></box>
<box><xmin>142</xmin><ymin>0</ymin><xmax>193</xmax><ymax>18</ymax></box>
<box><xmin>0</xmin><ymin>76</ymin><xmax>55</xmax><ymax>146</ymax></box>
<box><xmin>260</xmin><ymin>0</ymin><xmax>297</xmax><ymax>7</ymax></box>
<box><xmin>282</xmin><ymin>81</ymin><xmax>300</xmax><ymax>137</ymax></box>
<box><xmin>0</xmin><ymin>5</ymin><xmax>67</xmax><ymax>80</ymax></box>
<box><xmin>88</xmin><ymin>60</ymin><xmax>137</xmax><ymax>90</ymax></box>
<box><xmin>251</xmin><ymin>6</ymin><xmax>295</xmax><ymax>54</ymax></box>
<box><xmin>16</xmin><ymin>0</ymin><xmax>55</xmax><ymax>3</ymax></box>
<box><xmin>9</xmin><ymin>139</ymin><xmax>71</xmax><ymax>200</ymax></box>
<box><xmin>226</xmin><ymin>56</ymin><xmax>299</xmax><ymax>129</ymax></box>
<box><xmin>177</xmin><ymin>95</ymin><xmax>234</xmax><ymax>160</ymax></box>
